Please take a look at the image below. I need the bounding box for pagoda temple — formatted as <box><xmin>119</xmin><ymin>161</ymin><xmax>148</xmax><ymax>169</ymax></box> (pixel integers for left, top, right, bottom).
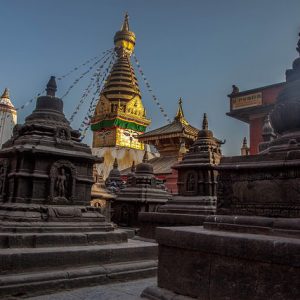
<box><xmin>133</xmin><ymin>98</ymin><xmax>199</xmax><ymax>193</ymax></box>
<box><xmin>91</xmin><ymin>14</ymin><xmax>151</xmax><ymax>178</ymax></box>
<box><xmin>0</xmin><ymin>88</ymin><xmax>17</xmax><ymax>148</ymax></box>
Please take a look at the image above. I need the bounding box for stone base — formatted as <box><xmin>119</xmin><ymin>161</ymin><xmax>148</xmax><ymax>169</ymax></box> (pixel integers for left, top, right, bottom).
<box><xmin>0</xmin><ymin>241</ymin><xmax>158</xmax><ymax>298</ymax></box>
<box><xmin>142</xmin><ymin>217</ymin><xmax>300</xmax><ymax>300</ymax></box>
<box><xmin>0</xmin><ymin>204</ymin><xmax>158</xmax><ymax>298</ymax></box>
<box><xmin>138</xmin><ymin>196</ymin><xmax>216</xmax><ymax>239</ymax></box>
<box><xmin>158</xmin><ymin>195</ymin><xmax>216</xmax><ymax>215</ymax></box>
<box><xmin>138</xmin><ymin>212</ymin><xmax>206</xmax><ymax>240</ymax></box>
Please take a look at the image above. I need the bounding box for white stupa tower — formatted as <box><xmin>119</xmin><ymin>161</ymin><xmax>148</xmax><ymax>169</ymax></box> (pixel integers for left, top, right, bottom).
<box><xmin>0</xmin><ymin>88</ymin><xmax>17</xmax><ymax>148</ymax></box>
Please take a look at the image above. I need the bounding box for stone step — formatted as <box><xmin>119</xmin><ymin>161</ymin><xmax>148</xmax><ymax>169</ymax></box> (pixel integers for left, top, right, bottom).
<box><xmin>159</xmin><ymin>206</ymin><xmax>215</xmax><ymax>215</ymax></box>
<box><xmin>0</xmin><ymin>239</ymin><xmax>158</xmax><ymax>273</ymax></box>
<box><xmin>0</xmin><ymin>230</ymin><xmax>128</xmax><ymax>248</ymax></box>
<box><xmin>0</xmin><ymin>259</ymin><xmax>158</xmax><ymax>299</ymax></box>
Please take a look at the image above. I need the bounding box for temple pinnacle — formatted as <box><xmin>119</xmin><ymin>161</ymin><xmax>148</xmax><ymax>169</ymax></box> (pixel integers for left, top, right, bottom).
<box><xmin>113</xmin><ymin>158</ymin><xmax>118</xmax><ymax>169</ymax></box>
<box><xmin>46</xmin><ymin>76</ymin><xmax>57</xmax><ymax>97</ymax></box>
<box><xmin>114</xmin><ymin>13</ymin><xmax>136</xmax><ymax>56</ymax></box>
<box><xmin>175</xmin><ymin>98</ymin><xmax>184</xmax><ymax>119</ymax></box>
<box><xmin>202</xmin><ymin>113</ymin><xmax>208</xmax><ymax>130</ymax></box>
<box><xmin>121</xmin><ymin>12</ymin><xmax>130</xmax><ymax>31</ymax></box>
<box><xmin>1</xmin><ymin>88</ymin><xmax>10</xmax><ymax>99</ymax></box>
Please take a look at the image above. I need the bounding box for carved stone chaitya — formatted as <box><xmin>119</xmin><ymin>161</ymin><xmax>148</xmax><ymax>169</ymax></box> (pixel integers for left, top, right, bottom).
<box><xmin>138</xmin><ymin>114</ymin><xmax>223</xmax><ymax>239</ymax></box>
<box><xmin>112</xmin><ymin>151</ymin><xmax>171</xmax><ymax>227</ymax></box>
<box><xmin>0</xmin><ymin>77</ymin><xmax>158</xmax><ymax>298</ymax></box>
<box><xmin>142</xmin><ymin>32</ymin><xmax>300</xmax><ymax>300</ymax></box>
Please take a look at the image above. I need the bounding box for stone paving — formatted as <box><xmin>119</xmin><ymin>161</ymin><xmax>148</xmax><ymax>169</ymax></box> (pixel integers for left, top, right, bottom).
<box><xmin>27</xmin><ymin>277</ymin><xmax>156</xmax><ymax>300</ymax></box>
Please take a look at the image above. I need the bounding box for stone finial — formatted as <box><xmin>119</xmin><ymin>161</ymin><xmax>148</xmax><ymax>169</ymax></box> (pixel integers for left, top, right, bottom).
<box><xmin>242</xmin><ymin>137</ymin><xmax>248</xmax><ymax>147</ymax></box>
<box><xmin>131</xmin><ymin>161</ymin><xmax>136</xmax><ymax>173</ymax></box>
<box><xmin>202</xmin><ymin>113</ymin><xmax>208</xmax><ymax>130</ymax></box>
<box><xmin>143</xmin><ymin>150</ymin><xmax>149</xmax><ymax>163</ymax></box>
<box><xmin>46</xmin><ymin>76</ymin><xmax>57</xmax><ymax>97</ymax></box>
<box><xmin>113</xmin><ymin>158</ymin><xmax>118</xmax><ymax>169</ymax></box>
<box><xmin>1</xmin><ymin>88</ymin><xmax>10</xmax><ymax>99</ymax></box>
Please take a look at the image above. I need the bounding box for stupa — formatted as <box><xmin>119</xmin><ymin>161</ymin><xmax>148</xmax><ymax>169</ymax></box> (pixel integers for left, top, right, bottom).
<box><xmin>0</xmin><ymin>88</ymin><xmax>17</xmax><ymax>148</ymax></box>
<box><xmin>139</xmin><ymin>114</ymin><xmax>223</xmax><ymax>239</ymax></box>
<box><xmin>142</xmin><ymin>31</ymin><xmax>300</xmax><ymax>300</ymax></box>
<box><xmin>91</xmin><ymin>13</ymin><xmax>151</xmax><ymax>179</ymax></box>
<box><xmin>112</xmin><ymin>151</ymin><xmax>171</xmax><ymax>227</ymax></box>
<box><xmin>0</xmin><ymin>77</ymin><xmax>157</xmax><ymax>298</ymax></box>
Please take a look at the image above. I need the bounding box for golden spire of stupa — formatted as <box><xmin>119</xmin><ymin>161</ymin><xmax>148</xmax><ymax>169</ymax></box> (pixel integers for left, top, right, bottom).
<box><xmin>114</xmin><ymin>12</ymin><xmax>136</xmax><ymax>57</ymax></box>
<box><xmin>91</xmin><ymin>13</ymin><xmax>150</xmax><ymax>151</ymax></box>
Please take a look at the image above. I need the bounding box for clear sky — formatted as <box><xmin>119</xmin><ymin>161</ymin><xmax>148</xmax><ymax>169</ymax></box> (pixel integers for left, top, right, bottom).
<box><xmin>1</xmin><ymin>0</ymin><xmax>300</xmax><ymax>155</ymax></box>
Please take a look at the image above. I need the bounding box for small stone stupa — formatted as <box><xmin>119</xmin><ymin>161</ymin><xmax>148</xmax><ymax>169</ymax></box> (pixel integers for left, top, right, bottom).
<box><xmin>112</xmin><ymin>151</ymin><xmax>171</xmax><ymax>227</ymax></box>
<box><xmin>139</xmin><ymin>113</ymin><xmax>224</xmax><ymax>239</ymax></box>
<box><xmin>0</xmin><ymin>77</ymin><xmax>157</xmax><ymax>298</ymax></box>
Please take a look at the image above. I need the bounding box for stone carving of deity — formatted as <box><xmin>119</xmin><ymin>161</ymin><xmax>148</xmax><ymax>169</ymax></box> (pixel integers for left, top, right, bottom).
<box><xmin>56</xmin><ymin>168</ymin><xmax>67</xmax><ymax>197</ymax></box>
<box><xmin>49</xmin><ymin>160</ymin><xmax>77</xmax><ymax>204</ymax></box>
<box><xmin>186</xmin><ymin>173</ymin><xmax>196</xmax><ymax>192</ymax></box>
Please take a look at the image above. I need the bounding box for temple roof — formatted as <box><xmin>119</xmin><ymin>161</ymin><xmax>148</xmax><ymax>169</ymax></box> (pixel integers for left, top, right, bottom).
<box><xmin>139</xmin><ymin>98</ymin><xmax>198</xmax><ymax>141</ymax></box>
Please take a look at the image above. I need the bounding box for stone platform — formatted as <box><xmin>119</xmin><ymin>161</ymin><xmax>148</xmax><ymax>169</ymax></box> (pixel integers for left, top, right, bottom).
<box><xmin>0</xmin><ymin>236</ymin><xmax>157</xmax><ymax>298</ymax></box>
<box><xmin>142</xmin><ymin>219</ymin><xmax>300</xmax><ymax>300</ymax></box>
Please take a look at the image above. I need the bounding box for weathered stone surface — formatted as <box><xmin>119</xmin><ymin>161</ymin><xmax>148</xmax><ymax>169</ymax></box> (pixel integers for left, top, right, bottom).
<box><xmin>142</xmin><ymin>226</ymin><xmax>300</xmax><ymax>300</ymax></box>
<box><xmin>138</xmin><ymin>114</ymin><xmax>223</xmax><ymax>239</ymax></box>
<box><xmin>142</xmin><ymin>31</ymin><xmax>300</xmax><ymax>300</ymax></box>
<box><xmin>112</xmin><ymin>152</ymin><xmax>171</xmax><ymax>227</ymax></box>
<box><xmin>0</xmin><ymin>77</ymin><xmax>158</xmax><ymax>298</ymax></box>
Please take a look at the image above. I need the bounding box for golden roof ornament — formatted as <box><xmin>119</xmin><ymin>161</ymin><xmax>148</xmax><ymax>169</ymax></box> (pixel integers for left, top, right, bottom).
<box><xmin>114</xmin><ymin>12</ymin><xmax>136</xmax><ymax>57</ymax></box>
<box><xmin>175</xmin><ymin>98</ymin><xmax>189</xmax><ymax>126</ymax></box>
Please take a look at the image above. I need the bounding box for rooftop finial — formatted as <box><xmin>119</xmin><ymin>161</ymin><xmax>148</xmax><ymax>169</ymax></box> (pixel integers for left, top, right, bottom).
<box><xmin>231</xmin><ymin>85</ymin><xmax>239</xmax><ymax>94</ymax></box>
<box><xmin>297</xmin><ymin>31</ymin><xmax>300</xmax><ymax>56</ymax></box>
<box><xmin>175</xmin><ymin>97</ymin><xmax>184</xmax><ymax>119</ymax></box>
<box><xmin>143</xmin><ymin>150</ymin><xmax>149</xmax><ymax>163</ymax></box>
<box><xmin>242</xmin><ymin>137</ymin><xmax>248</xmax><ymax>147</ymax></box>
<box><xmin>113</xmin><ymin>158</ymin><xmax>118</xmax><ymax>169</ymax></box>
<box><xmin>175</xmin><ymin>97</ymin><xmax>188</xmax><ymax>125</ymax></box>
<box><xmin>1</xmin><ymin>88</ymin><xmax>10</xmax><ymax>99</ymax></box>
<box><xmin>46</xmin><ymin>76</ymin><xmax>57</xmax><ymax>97</ymax></box>
<box><xmin>121</xmin><ymin>12</ymin><xmax>130</xmax><ymax>31</ymax></box>
<box><xmin>202</xmin><ymin>113</ymin><xmax>208</xmax><ymax>130</ymax></box>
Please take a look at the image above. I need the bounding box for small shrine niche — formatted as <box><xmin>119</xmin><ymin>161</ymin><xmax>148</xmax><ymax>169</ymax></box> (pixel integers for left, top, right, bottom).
<box><xmin>185</xmin><ymin>172</ymin><xmax>197</xmax><ymax>194</ymax></box>
<box><xmin>49</xmin><ymin>160</ymin><xmax>76</xmax><ymax>204</ymax></box>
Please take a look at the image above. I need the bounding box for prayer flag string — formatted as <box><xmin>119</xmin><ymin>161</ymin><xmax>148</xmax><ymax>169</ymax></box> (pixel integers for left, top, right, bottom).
<box><xmin>132</xmin><ymin>52</ymin><xmax>171</xmax><ymax>124</ymax></box>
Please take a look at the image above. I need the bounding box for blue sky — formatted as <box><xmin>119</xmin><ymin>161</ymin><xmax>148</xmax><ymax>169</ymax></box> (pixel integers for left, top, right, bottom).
<box><xmin>1</xmin><ymin>0</ymin><xmax>300</xmax><ymax>155</ymax></box>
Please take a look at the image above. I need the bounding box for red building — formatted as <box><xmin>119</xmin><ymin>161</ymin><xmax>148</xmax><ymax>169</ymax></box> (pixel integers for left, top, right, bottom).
<box><xmin>227</xmin><ymin>82</ymin><xmax>285</xmax><ymax>154</ymax></box>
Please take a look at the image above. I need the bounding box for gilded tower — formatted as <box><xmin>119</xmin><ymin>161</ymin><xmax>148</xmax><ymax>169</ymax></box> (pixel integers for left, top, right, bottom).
<box><xmin>91</xmin><ymin>14</ymin><xmax>152</xmax><ymax>178</ymax></box>
<box><xmin>91</xmin><ymin>14</ymin><xmax>150</xmax><ymax>150</ymax></box>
